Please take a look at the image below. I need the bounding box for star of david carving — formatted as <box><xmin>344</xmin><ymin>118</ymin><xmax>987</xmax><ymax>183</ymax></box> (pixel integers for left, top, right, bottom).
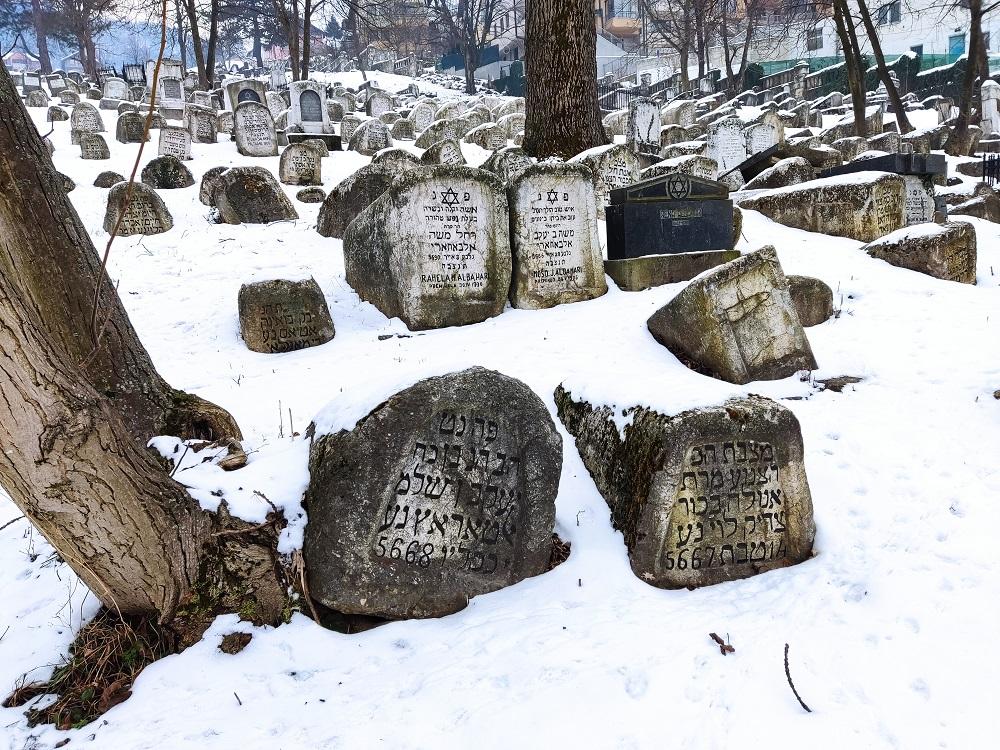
<box><xmin>546</xmin><ymin>189</ymin><xmax>559</xmax><ymax>204</ymax></box>
<box><xmin>440</xmin><ymin>187</ymin><xmax>460</xmax><ymax>206</ymax></box>
<box><xmin>666</xmin><ymin>174</ymin><xmax>690</xmax><ymax>200</ymax></box>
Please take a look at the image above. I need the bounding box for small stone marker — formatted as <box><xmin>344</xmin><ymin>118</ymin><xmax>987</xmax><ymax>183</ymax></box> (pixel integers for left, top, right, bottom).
<box><xmin>157</xmin><ymin>125</ymin><xmax>192</xmax><ymax>160</ymax></box>
<box><xmin>647</xmin><ymin>246</ymin><xmax>818</xmax><ymax>383</ymax></box>
<box><xmin>365</xmin><ymin>88</ymin><xmax>393</xmax><ymax>118</ymax></box>
<box><xmin>414</xmin><ymin>119</ymin><xmax>458</xmax><ymax>149</ymax></box>
<box><xmin>409</xmin><ymin>102</ymin><xmax>435</xmax><ymax>132</ymax></box>
<box><xmin>296</xmin><ymin>186</ymin><xmax>326</xmax><ymax>204</ymax></box>
<box><xmin>420</xmin><ymin>138</ymin><xmax>466</xmax><ymax>166</ymax></box>
<box><xmin>786</xmin><ymin>275</ymin><xmax>834</xmax><ymax>327</ymax></box>
<box><xmin>213</xmin><ymin>167</ymin><xmax>299</xmax><ymax>224</ymax></box>
<box><xmin>279</xmin><ymin>143</ymin><xmax>322</xmax><ymax>186</ymax></box>
<box><xmin>569</xmin><ymin>144</ymin><xmax>641</xmax><ymax>220</ymax></box>
<box><xmin>79</xmin><ymin>132</ymin><xmax>110</xmax><ymax>160</ymax></box>
<box><xmin>70</xmin><ymin>102</ymin><xmax>105</xmax><ymax>144</ymax></box>
<box><xmin>238</xmin><ymin>278</ymin><xmax>335</xmax><ymax>354</ymax></box>
<box><xmin>187</xmin><ymin>106</ymin><xmax>218</xmax><ymax>143</ymax></box>
<box><xmin>348</xmin><ymin>119</ymin><xmax>392</xmax><ymax>155</ymax></box>
<box><xmin>481</xmin><ymin>146</ymin><xmax>533</xmax><ymax>185</ymax></box>
<box><xmin>234</xmin><ymin>101</ymin><xmax>278</xmax><ymax>156</ymax></box>
<box><xmin>340</xmin><ymin>114</ymin><xmax>362</xmax><ymax>141</ymax></box>
<box><xmin>216</xmin><ymin>110</ymin><xmax>234</xmax><ymax>136</ymax></box>
<box><xmin>863</xmin><ymin>222</ymin><xmax>976</xmax><ymax>284</ymax></box>
<box><xmin>199</xmin><ymin>166</ymin><xmax>228</xmax><ymax>206</ymax></box>
<box><xmin>141</xmin><ymin>155</ymin><xmax>195</xmax><ymax>189</ymax></box>
<box><xmin>555</xmin><ymin>388</ymin><xmax>815</xmax><ymax>589</ymax></box>
<box><xmin>508</xmin><ymin>163</ymin><xmax>606</xmax><ymax>310</ymax></box>
<box><xmin>46</xmin><ymin>105</ymin><xmax>68</xmax><ymax>122</ymax></box>
<box><xmin>464</xmin><ymin>123</ymin><xmax>506</xmax><ymax>151</ymax></box>
<box><xmin>304</xmin><ymin>367</ymin><xmax>561</xmax><ymax>619</ymax></box>
<box><xmin>93</xmin><ymin>171</ymin><xmax>124</xmax><ymax>188</ymax></box>
<box><xmin>103</xmin><ymin>182</ymin><xmax>173</xmax><ymax>236</ymax></box>
<box><xmin>116</xmin><ymin>112</ymin><xmax>148</xmax><ymax>143</ymax></box>
<box><xmin>342</xmin><ymin>166</ymin><xmax>512</xmax><ymax>330</ymax></box>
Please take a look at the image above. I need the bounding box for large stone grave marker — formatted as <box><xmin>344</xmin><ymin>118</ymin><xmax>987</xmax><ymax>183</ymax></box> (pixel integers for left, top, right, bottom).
<box><xmin>706</xmin><ymin>117</ymin><xmax>748</xmax><ymax>189</ymax></box>
<box><xmin>115</xmin><ymin>112</ymin><xmax>148</xmax><ymax>143</ymax></box>
<box><xmin>102</xmin><ymin>77</ymin><xmax>128</xmax><ymax>102</ymax></box>
<box><xmin>158</xmin><ymin>125</ymin><xmax>192</xmax><ymax>160</ymax></box>
<box><xmin>348</xmin><ymin>119</ymin><xmax>392</xmax><ymax>155</ymax></box>
<box><xmin>103</xmin><ymin>182</ymin><xmax>173</xmax><ymax>236</ymax></box>
<box><xmin>234</xmin><ymin>101</ymin><xmax>278</xmax><ymax>157</ymax></box>
<box><xmin>409</xmin><ymin>101</ymin><xmax>436</xmax><ymax>132</ymax></box>
<box><xmin>626</xmin><ymin>97</ymin><xmax>660</xmax><ymax>158</ymax></box>
<box><xmin>187</xmin><ymin>105</ymin><xmax>218</xmax><ymax>143</ymax></box>
<box><xmin>647</xmin><ymin>246</ymin><xmax>818</xmax><ymax>384</ymax></box>
<box><xmin>214</xmin><ymin>167</ymin><xmax>299</xmax><ymax>224</ymax></box>
<box><xmin>279</xmin><ymin>143</ymin><xmax>322</xmax><ymax>186</ymax></box>
<box><xmin>288</xmin><ymin>80</ymin><xmax>332</xmax><ymax>135</ymax></box>
<box><xmin>79</xmin><ymin>133</ymin><xmax>110</xmax><ymax>160</ymax></box>
<box><xmin>304</xmin><ymin>367</ymin><xmax>561</xmax><ymax>619</ymax></box>
<box><xmin>365</xmin><ymin>88</ymin><xmax>393</xmax><ymax>118</ymax></box>
<box><xmin>555</xmin><ymin>389</ymin><xmax>815</xmax><ymax>589</ymax></box>
<box><xmin>70</xmin><ymin>102</ymin><xmax>105</xmax><ymax>145</ymax></box>
<box><xmin>569</xmin><ymin>144</ymin><xmax>641</xmax><ymax>220</ymax></box>
<box><xmin>224</xmin><ymin>78</ymin><xmax>267</xmax><ymax>111</ymax></box>
<box><xmin>420</xmin><ymin>138</ymin><xmax>466</xmax><ymax>166</ymax></box>
<box><xmin>342</xmin><ymin>166</ymin><xmax>512</xmax><ymax>330</ymax></box>
<box><xmin>508</xmin><ymin>163</ymin><xmax>606</xmax><ymax>310</ymax></box>
<box><xmin>238</xmin><ymin>278</ymin><xmax>336</xmax><ymax>353</ymax></box>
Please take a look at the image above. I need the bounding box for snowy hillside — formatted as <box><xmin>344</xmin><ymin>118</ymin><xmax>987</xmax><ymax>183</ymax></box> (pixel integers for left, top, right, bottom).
<box><xmin>1</xmin><ymin>76</ymin><xmax>999</xmax><ymax>750</ymax></box>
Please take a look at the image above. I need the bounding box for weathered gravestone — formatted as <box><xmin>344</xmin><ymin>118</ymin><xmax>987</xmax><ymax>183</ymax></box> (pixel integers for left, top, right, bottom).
<box><xmin>141</xmin><ymin>155</ymin><xmax>195</xmax><ymax>189</ymax></box>
<box><xmin>234</xmin><ymin>101</ymin><xmax>278</xmax><ymax>156</ymax></box>
<box><xmin>224</xmin><ymin>78</ymin><xmax>267</xmax><ymax>111</ymax></box>
<box><xmin>342</xmin><ymin>166</ymin><xmax>512</xmax><ymax>330</ymax></box>
<box><xmin>26</xmin><ymin>90</ymin><xmax>49</xmax><ymax>107</ymax></box>
<box><xmin>316</xmin><ymin>158</ymin><xmax>425</xmax><ymax>239</ymax></box>
<box><xmin>786</xmin><ymin>275</ymin><xmax>834</xmax><ymax>327</ymax></box>
<box><xmin>45</xmin><ymin>105</ymin><xmax>67</xmax><ymax>123</ymax></box>
<box><xmin>199</xmin><ymin>166</ymin><xmax>228</xmax><ymax>206</ymax></box>
<box><xmin>288</xmin><ymin>80</ymin><xmax>332</xmax><ymax>135</ymax></box>
<box><xmin>554</xmin><ymin>388</ymin><xmax>815</xmax><ymax>589</ymax></box>
<box><xmin>213</xmin><ymin>167</ymin><xmax>298</xmax><ymax>224</ymax></box>
<box><xmin>297</xmin><ymin>187</ymin><xmax>326</xmax><ymax>203</ymax></box>
<box><xmin>863</xmin><ymin>222</ymin><xmax>977</xmax><ymax>284</ymax></box>
<box><xmin>737</xmin><ymin>172</ymin><xmax>906</xmax><ymax>242</ymax></box>
<box><xmin>158</xmin><ymin>125</ymin><xmax>192</xmax><ymax>160</ymax></box>
<box><xmin>238</xmin><ymin>278</ymin><xmax>336</xmax><ymax>353</ymax></box>
<box><xmin>103</xmin><ymin>182</ymin><xmax>173</xmax><ymax>236</ymax></box>
<box><xmin>348</xmin><ymin>119</ymin><xmax>393</xmax><ymax>156</ymax></box>
<box><xmin>647</xmin><ymin>246</ymin><xmax>818</xmax><ymax>384</ymax></box>
<box><xmin>365</xmin><ymin>88</ymin><xmax>393</xmax><ymax>118</ymax></box>
<box><xmin>79</xmin><ymin>133</ymin><xmax>110</xmax><ymax>160</ymax></box>
<box><xmin>304</xmin><ymin>367</ymin><xmax>562</xmax><ymax>619</ymax></box>
<box><xmin>464</xmin><ymin>123</ymin><xmax>507</xmax><ymax>151</ymax></box>
<box><xmin>102</xmin><ymin>77</ymin><xmax>128</xmax><ymax>102</ymax></box>
<box><xmin>415</xmin><ymin>119</ymin><xmax>458</xmax><ymax>149</ymax></box>
<box><xmin>481</xmin><ymin>146</ymin><xmax>534</xmax><ymax>185</ymax></box>
<box><xmin>70</xmin><ymin>102</ymin><xmax>107</xmax><ymax>145</ymax></box>
<box><xmin>409</xmin><ymin>101</ymin><xmax>436</xmax><ymax>132</ymax></box>
<box><xmin>661</xmin><ymin>99</ymin><xmax>697</xmax><ymax>127</ymax></box>
<box><xmin>742</xmin><ymin>156</ymin><xmax>814</xmax><ymax>191</ymax></box>
<box><xmin>390</xmin><ymin>118</ymin><xmax>415</xmax><ymax>141</ymax></box>
<box><xmin>626</xmin><ymin>97</ymin><xmax>661</xmax><ymax>159</ymax></box>
<box><xmin>340</xmin><ymin>114</ymin><xmax>362</xmax><ymax>142</ymax></box>
<box><xmin>706</xmin><ymin>117</ymin><xmax>748</xmax><ymax>189</ymax></box>
<box><xmin>94</xmin><ymin>171</ymin><xmax>124</xmax><ymax>188</ymax></box>
<box><xmin>187</xmin><ymin>104</ymin><xmax>219</xmax><ymax>143</ymax></box>
<box><xmin>508</xmin><ymin>163</ymin><xmax>607</xmax><ymax>310</ymax></box>
<box><xmin>641</xmin><ymin>155</ymin><xmax>718</xmax><ymax>182</ymax></box>
<box><xmin>421</xmin><ymin>138</ymin><xmax>466</xmax><ymax>166</ymax></box>
<box><xmin>266</xmin><ymin>91</ymin><xmax>286</xmax><ymax>119</ymax></box>
<box><xmin>279</xmin><ymin>143</ymin><xmax>322</xmax><ymax>186</ymax></box>
<box><xmin>569</xmin><ymin>144</ymin><xmax>641</xmax><ymax>220</ymax></box>
<box><xmin>216</xmin><ymin>110</ymin><xmax>234</xmax><ymax>136</ymax></box>
<box><xmin>116</xmin><ymin>112</ymin><xmax>148</xmax><ymax>143</ymax></box>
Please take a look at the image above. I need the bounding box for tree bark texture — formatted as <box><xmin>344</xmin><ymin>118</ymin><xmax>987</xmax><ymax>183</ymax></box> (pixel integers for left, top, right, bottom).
<box><xmin>30</xmin><ymin>0</ymin><xmax>52</xmax><ymax>74</ymax></box>
<box><xmin>523</xmin><ymin>0</ymin><xmax>608</xmax><ymax>159</ymax></box>
<box><xmin>945</xmin><ymin>0</ymin><xmax>984</xmax><ymax>156</ymax></box>
<box><xmin>856</xmin><ymin>0</ymin><xmax>911</xmax><ymax>134</ymax></box>
<box><xmin>832</xmin><ymin>0</ymin><xmax>867</xmax><ymax>137</ymax></box>
<box><xmin>0</xmin><ymin>61</ymin><xmax>287</xmax><ymax>628</ymax></box>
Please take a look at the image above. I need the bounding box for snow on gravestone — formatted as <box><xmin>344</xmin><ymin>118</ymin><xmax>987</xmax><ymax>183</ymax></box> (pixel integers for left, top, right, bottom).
<box><xmin>421</xmin><ymin>138</ymin><xmax>466</xmax><ymax>166</ymax></box>
<box><xmin>626</xmin><ymin>97</ymin><xmax>660</xmax><ymax>158</ymax></box>
<box><xmin>508</xmin><ymin>163</ymin><xmax>607</xmax><ymax>310</ymax></box>
<box><xmin>569</xmin><ymin>144</ymin><xmax>641</xmax><ymax>221</ymax></box>
<box><xmin>342</xmin><ymin>166</ymin><xmax>512</xmax><ymax>330</ymax></box>
<box><xmin>554</xmin><ymin>389</ymin><xmax>815</xmax><ymax>589</ymax></box>
<box><xmin>340</xmin><ymin>114</ymin><xmax>362</xmax><ymax>142</ymax></box>
<box><xmin>234</xmin><ymin>101</ymin><xmax>278</xmax><ymax>157</ymax></box>
<box><xmin>213</xmin><ymin>167</ymin><xmax>299</xmax><ymax>224</ymax></box>
<box><xmin>348</xmin><ymin>119</ymin><xmax>392</xmax><ymax>156</ymax></box>
<box><xmin>902</xmin><ymin>175</ymin><xmax>935</xmax><ymax>225</ymax></box>
<box><xmin>103</xmin><ymin>182</ymin><xmax>173</xmax><ymax>236</ymax></box>
<box><xmin>237</xmin><ymin>278</ymin><xmax>335</xmax><ymax>354</ymax></box>
<box><xmin>70</xmin><ymin>102</ymin><xmax>104</xmax><ymax>145</ymax></box>
<box><xmin>464</xmin><ymin>123</ymin><xmax>506</xmax><ymax>151</ymax></box>
<box><xmin>289</xmin><ymin>80</ymin><xmax>330</xmax><ymax>134</ymax></box>
<box><xmin>278</xmin><ymin>143</ymin><xmax>322</xmax><ymax>186</ymax></box>
<box><xmin>187</xmin><ymin>106</ymin><xmax>218</xmax><ymax>143</ymax></box>
<box><xmin>304</xmin><ymin>367</ymin><xmax>562</xmax><ymax>619</ymax></box>
<box><xmin>646</xmin><ymin>246</ymin><xmax>817</xmax><ymax>385</ymax></box>
<box><xmin>743</xmin><ymin>121</ymin><xmax>779</xmax><ymax>157</ymax></box>
<box><xmin>79</xmin><ymin>133</ymin><xmax>110</xmax><ymax>160</ymax></box>
<box><xmin>365</xmin><ymin>89</ymin><xmax>393</xmax><ymax>118</ymax></box>
<box><xmin>706</xmin><ymin>116</ymin><xmax>748</xmax><ymax>189</ymax></box>
<box><xmin>102</xmin><ymin>77</ymin><xmax>128</xmax><ymax>101</ymax></box>
<box><xmin>158</xmin><ymin>125</ymin><xmax>192</xmax><ymax>160</ymax></box>
<box><xmin>409</xmin><ymin>102</ymin><xmax>436</xmax><ymax>132</ymax></box>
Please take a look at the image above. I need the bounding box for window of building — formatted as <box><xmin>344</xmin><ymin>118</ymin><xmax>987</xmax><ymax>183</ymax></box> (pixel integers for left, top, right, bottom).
<box><xmin>876</xmin><ymin>0</ymin><xmax>901</xmax><ymax>25</ymax></box>
<box><xmin>806</xmin><ymin>26</ymin><xmax>823</xmax><ymax>51</ymax></box>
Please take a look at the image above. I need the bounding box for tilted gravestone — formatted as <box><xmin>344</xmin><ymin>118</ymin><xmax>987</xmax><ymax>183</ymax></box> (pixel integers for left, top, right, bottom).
<box><xmin>266</xmin><ymin>91</ymin><xmax>286</xmax><ymax>119</ymax></box>
<box><xmin>70</xmin><ymin>102</ymin><xmax>105</xmax><ymax>145</ymax></box>
<box><xmin>420</xmin><ymin>138</ymin><xmax>466</xmax><ymax>166</ymax></box>
<box><xmin>234</xmin><ymin>101</ymin><xmax>278</xmax><ymax>157</ymax></box>
<box><xmin>47</xmin><ymin>105</ymin><xmax>68</xmax><ymax>122</ymax></box>
<box><xmin>626</xmin><ymin>97</ymin><xmax>660</xmax><ymax>159</ymax></box>
<box><xmin>115</xmin><ymin>112</ymin><xmax>149</xmax><ymax>143</ymax></box>
<box><xmin>786</xmin><ymin>275</ymin><xmax>834</xmax><ymax>327</ymax></box>
<box><xmin>79</xmin><ymin>132</ymin><xmax>111</xmax><ymax>160</ymax></box>
<box><xmin>26</xmin><ymin>90</ymin><xmax>49</xmax><ymax>107</ymax></box>
<box><xmin>569</xmin><ymin>144</ymin><xmax>641</xmax><ymax>221</ymax></box>
<box><xmin>342</xmin><ymin>166</ymin><xmax>512</xmax><ymax>330</ymax></box>
<box><xmin>555</xmin><ymin>388</ymin><xmax>815</xmax><ymax>589</ymax></box>
<box><xmin>158</xmin><ymin>125</ymin><xmax>192</xmax><ymax>160</ymax></box>
<box><xmin>340</xmin><ymin>114</ymin><xmax>362</xmax><ymax>142</ymax></box>
<box><xmin>348</xmin><ymin>119</ymin><xmax>393</xmax><ymax>156</ymax></box>
<box><xmin>641</xmin><ymin>154</ymin><xmax>717</xmax><ymax>181</ymax></box>
<box><xmin>508</xmin><ymin>163</ymin><xmax>607</xmax><ymax>310</ymax></box>
<box><xmin>238</xmin><ymin>278</ymin><xmax>336</xmax><ymax>353</ymax></box>
<box><xmin>316</xmin><ymin>159</ymin><xmax>425</xmax><ymax>239</ymax></box>
<box><xmin>464</xmin><ymin>123</ymin><xmax>506</xmax><ymax>151</ymax></box>
<box><xmin>415</xmin><ymin>119</ymin><xmax>458</xmax><ymax>149</ymax></box>
<box><xmin>706</xmin><ymin>117</ymin><xmax>748</xmax><ymax>189</ymax></box>
<box><xmin>213</xmin><ymin>167</ymin><xmax>298</xmax><ymax>224</ymax></box>
<box><xmin>647</xmin><ymin>246</ymin><xmax>818</xmax><ymax>384</ymax></box>
<box><xmin>103</xmin><ymin>182</ymin><xmax>173</xmax><ymax>236</ymax></box>
<box><xmin>304</xmin><ymin>367</ymin><xmax>562</xmax><ymax>619</ymax></box>
<box><xmin>141</xmin><ymin>155</ymin><xmax>195</xmax><ymax>189</ymax></box>
<box><xmin>93</xmin><ymin>171</ymin><xmax>124</xmax><ymax>188</ymax></box>
<box><xmin>481</xmin><ymin>146</ymin><xmax>534</xmax><ymax>185</ymax></box>
<box><xmin>278</xmin><ymin>143</ymin><xmax>322</xmax><ymax>186</ymax></box>
<box><xmin>102</xmin><ymin>77</ymin><xmax>128</xmax><ymax>102</ymax></box>
<box><xmin>863</xmin><ymin>222</ymin><xmax>977</xmax><ymax>284</ymax></box>
<box><xmin>390</xmin><ymin>118</ymin><xmax>415</xmax><ymax>141</ymax></box>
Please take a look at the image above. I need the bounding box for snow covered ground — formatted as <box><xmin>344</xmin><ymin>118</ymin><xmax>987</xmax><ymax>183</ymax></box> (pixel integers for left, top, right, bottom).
<box><xmin>1</xmin><ymin>87</ymin><xmax>999</xmax><ymax>749</ymax></box>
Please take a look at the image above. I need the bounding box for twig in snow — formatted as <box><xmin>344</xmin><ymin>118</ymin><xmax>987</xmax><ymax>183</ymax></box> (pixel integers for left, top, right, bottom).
<box><xmin>784</xmin><ymin>643</ymin><xmax>812</xmax><ymax>713</ymax></box>
<box><xmin>709</xmin><ymin>632</ymin><xmax>735</xmax><ymax>655</ymax></box>
<box><xmin>0</xmin><ymin>516</ymin><xmax>25</xmax><ymax>533</ymax></box>
<box><xmin>233</xmin><ymin>692</ymin><xmax>242</xmax><ymax>706</ymax></box>
<box><xmin>169</xmin><ymin>445</ymin><xmax>191</xmax><ymax>477</ymax></box>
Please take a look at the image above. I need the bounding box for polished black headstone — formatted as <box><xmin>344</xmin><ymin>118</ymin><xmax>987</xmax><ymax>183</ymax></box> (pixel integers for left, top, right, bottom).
<box><xmin>820</xmin><ymin>152</ymin><xmax>946</xmax><ymax>178</ymax></box>
<box><xmin>610</xmin><ymin>172</ymin><xmax>729</xmax><ymax>204</ymax></box>
<box><xmin>607</xmin><ymin>199</ymin><xmax>734</xmax><ymax>260</ymax></box>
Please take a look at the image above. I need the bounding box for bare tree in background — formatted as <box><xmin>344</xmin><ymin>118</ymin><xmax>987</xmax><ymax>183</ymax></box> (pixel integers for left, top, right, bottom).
<box><xmin>428</xmin><ymin>0</ymin><xmax>514</xmax><ymax>94</ymax></box>
<box><xmin>945</xmin><ymin>0</ymin><xmax>985</xmax><ymax>155</ymax></box>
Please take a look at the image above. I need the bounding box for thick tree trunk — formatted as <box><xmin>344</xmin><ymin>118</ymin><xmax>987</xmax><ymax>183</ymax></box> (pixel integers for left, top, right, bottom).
<box><xmin>252</xmin><ymin>15</ymin><xmax>263</xmax><ymax>68</ymax></box>
<box><xmin>0</xmin><ymin>60</ymin><xmax>287</xmax><ymax>627</ymax></box>
<box><xmin>856</xmin><ymin>0</ymin><xmax>912</xmax><ymax>134</ymax></box>
<box><xmin>946</xmin><ymin>0</ymin><xmax>984</xmax><ymax>156</ymax></box>
<box><xmin>464</xmin><ymin>46</ymin><xmax>479</xmax><ymax>95</ymax></box>
<box><xmin>30</xmin><ymin>0</ymin><xmax>52</xmax><ymax>74</ymax></box>
<box><xmin>523</xmin><ymin>0</ymin><xmax>608</xmax><ymax>159</ymax></box>
<box><xmin>302</xmin><ymin>0</ymin><xmax>312</xmax><ymax>80</ymax></box>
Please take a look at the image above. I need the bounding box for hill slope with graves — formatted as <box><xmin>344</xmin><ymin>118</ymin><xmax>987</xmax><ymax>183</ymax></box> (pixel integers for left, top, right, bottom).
<box><xmin>1</xmin><ymin>66</ymin><xmax>999</xmax><ymax>749</ymax></box>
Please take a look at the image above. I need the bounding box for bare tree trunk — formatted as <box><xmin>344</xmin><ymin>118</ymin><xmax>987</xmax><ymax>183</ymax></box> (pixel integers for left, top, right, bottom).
<box><xmin>523</xmin><ymin>0</ymin><xmax>608</xmax><ymax>159</ymax></box>
<box><xmin>251</xmin><ymin>14</ymin><xmax>263</xmax><ymax>68</ymax></box>
<box><xmin>30</xmin><ymin>0</ymin><xmax>52</xmax><ymax>74</ymax></box>
<box><xmin>736</xmin><ymin>17</ymin><xmax>753</xmax><ymax>92</ymax></box>
<box><xmin>679</xmin><ymin>47</ymin><xmax>689</xmax><ymax>91</ymax></box>
<box><xmin>856</xmin><ymin>0</ymin><xmax>912</xmax><ymax>134</ymax></box>
<box><xmin>302</xmin><ymin>0</ymin><xmax>313</xmax><ymax>80</ymax></box>
<box><xmin>945</xmin><ymin>0</ymin><xmax>983</xmax><ymax>155</ymax></box>
<box><xmin>720</xmin><ymin>10</ymin><xmax>734</xmax><ymax>91</ymax></box>
<box><xmin>832</xmin><ymin>0</ymin><xmax>867</xmax><ymax>137</ymax></box>
<box><xmin>174</xmin><ymin>0</ymin><xmax>188</xmax><ymax>71</ymax></box>
<box><xmin>464</xmin><ymin>45</ymin><xmax>479</xmax><ymax>95</ymax></box>
<box><xmin>0</xmin><ymin>60</ymin><xmax>288</xmax><ymax>628</ymax></box>
<box><xmin>205</xmin><ymin>0</ymin><xmax>220</xmax><ymax>87</ymax></box>
<box><xmin>184</xmin><ymin>0</ymin><xmax>208</xmax><ymax>88</ymax></box>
